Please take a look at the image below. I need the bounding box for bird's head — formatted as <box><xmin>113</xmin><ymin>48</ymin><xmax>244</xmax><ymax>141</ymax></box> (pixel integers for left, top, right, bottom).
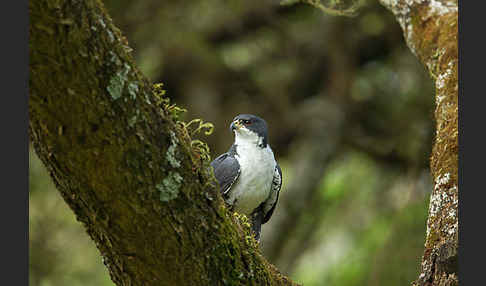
<box><xmin>230</xmin><ymin>114</ymin><xmax>268</xmax><ymax>147</ymax></box>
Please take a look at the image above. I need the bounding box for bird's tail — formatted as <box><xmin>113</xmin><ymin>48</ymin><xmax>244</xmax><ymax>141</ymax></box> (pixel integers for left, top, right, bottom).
<box><xmin>251</xmin><ymin>209</ymin><xmax>263</xmax><ymax>242</ymax></box>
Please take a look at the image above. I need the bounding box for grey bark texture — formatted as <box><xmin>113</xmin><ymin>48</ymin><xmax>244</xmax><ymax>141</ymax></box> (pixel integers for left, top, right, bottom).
<box><xmin>379</xmin><ymin>0</ymin><xmax>458</xmax><ymax>285</ymax></box>
<box><xmin>29</xmin><ymin>0</ymin><xmax>299</xmax><ymax>285</ymax></box>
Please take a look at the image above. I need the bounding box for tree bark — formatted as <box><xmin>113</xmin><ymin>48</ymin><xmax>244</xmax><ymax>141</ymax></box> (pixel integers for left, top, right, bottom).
<box><xmin>378</xmin><ymin>0</ymin><xmax>458</xmax><ymax>285</ymax></box>
<box><xmin>29</xmin><ymin>0</ymin><xmax>298</xmax><ymax>285</ymax></box>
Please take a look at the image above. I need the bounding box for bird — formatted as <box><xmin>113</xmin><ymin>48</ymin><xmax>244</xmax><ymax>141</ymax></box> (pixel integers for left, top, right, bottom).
<box><xmin>210</xmin><ymin>114</ymin><xmax>282</xmax><ymax>241</ymax></box>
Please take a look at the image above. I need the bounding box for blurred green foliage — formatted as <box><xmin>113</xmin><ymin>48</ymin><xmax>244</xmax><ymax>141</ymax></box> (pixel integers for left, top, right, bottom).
<box><xmin>30</xmin><ymin>0</ymin><xmax>434</xmax><ymax>285</ymax></box>
<box><xmin>291</xmin><ymin>151</ymin><xmax>429</xmax><ymax>285</ymax></box>
<box><xmin>29</xmin><ymin>150</ymin><xmax>113</xmax><ymax>286</ymax></box>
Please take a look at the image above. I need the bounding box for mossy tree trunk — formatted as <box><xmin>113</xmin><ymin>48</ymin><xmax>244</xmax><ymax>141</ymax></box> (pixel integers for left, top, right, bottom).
<box><xmin>29</xmin><ymin>0</ymin><xmax>298</xmax><ymax>285</ymax></box>
<box><xmin>379</xmin><ymin>0</ymin><xmax>458</xmax><ymax>285</ymax></box>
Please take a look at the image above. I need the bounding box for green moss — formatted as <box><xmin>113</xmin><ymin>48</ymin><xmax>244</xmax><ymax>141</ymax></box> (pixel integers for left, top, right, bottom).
<box><xmin>181</xmin><ymin>118</ymin><xmax>215</xmax><ymax>167</ymax></box>
<box><xmin>157</xmin><ymin>171</ymin><xmax>183</xmax><ymax>202</ymax></box>
<box><xmin>151</xmin><ymin>82</ymin><xmax>215</xmax><ymax>169</ymax></box>
<box><xmin>127</xmin><ymin>110</ymin><xmax>139</xmax><ymax>127</ymax></box>
<box><xmin>183</xmin><ymin>118</ymin><xmax>214</xmax><ymax>136</ymax></box>
<box><xmin>152</xmin><ymin>83</ymin><xmax>188</xmax><ymax>121</ymax></box>
<box><xmin>233</xmin><ymin>212</ymin><xmax>251</xmax><ymax>229</ymax></box>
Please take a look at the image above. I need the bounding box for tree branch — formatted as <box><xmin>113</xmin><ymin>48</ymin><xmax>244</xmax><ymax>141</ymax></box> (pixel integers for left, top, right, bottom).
<box><xmin>29</xmin><ymin>0</ymin><xmax>298</xmax><ymax>285</ymax></box>
<box><xmin>378</xmin><ymin>1</ymin><xmax>458</xmax><ymax>285</ymax></box>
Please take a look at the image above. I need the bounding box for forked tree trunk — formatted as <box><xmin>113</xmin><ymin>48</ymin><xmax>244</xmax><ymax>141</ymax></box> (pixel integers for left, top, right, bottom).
<box><xmin>29</xmin><ymin>0</ymin><xmax>458</xmax><ymax>285</ymax></box>
<box><xmin>379</xmin><ymin>0</ymin><xmax>458</xmax><ymax>285</ymax></box>
<box><xmin>29</xmin><ymin>0</ymin><xmax>298</xmax><ymax>285</ymax></box>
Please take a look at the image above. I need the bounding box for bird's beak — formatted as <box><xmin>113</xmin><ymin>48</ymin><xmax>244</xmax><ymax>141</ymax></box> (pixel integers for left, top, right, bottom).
<box><xmin>230</xmin><ymin>120</ymin><xmax>241</xmax><ymax>132</ymax></box>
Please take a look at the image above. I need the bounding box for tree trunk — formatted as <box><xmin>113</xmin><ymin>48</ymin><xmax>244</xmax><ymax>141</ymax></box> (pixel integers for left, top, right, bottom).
<box><xmin>29</xmin><ymin>0</ymin><xmax>298</xmax><ymax>285</ymax></box>
<box><xmin>378</xmin><ymin>0</ymin><xmax>458</xmax><ymax>285</ymax></box>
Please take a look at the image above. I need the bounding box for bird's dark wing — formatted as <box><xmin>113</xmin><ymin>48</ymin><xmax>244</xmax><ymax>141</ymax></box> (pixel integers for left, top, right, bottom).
<box><xmin>210</xmin><ymin>146</ymin><xmax>240</xmax><ymax>198</ymax></box>
<box><xmin>262</xmin><ymin>164</ymin><xmax>282</xmax><ymax>224</ymax></box>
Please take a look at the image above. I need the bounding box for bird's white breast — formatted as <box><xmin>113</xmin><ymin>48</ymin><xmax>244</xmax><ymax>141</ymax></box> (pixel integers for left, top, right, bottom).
<box><xmin>230</xmin><ymin>142</ymin><xmax>276</xmax><ymax>215</ymax></box>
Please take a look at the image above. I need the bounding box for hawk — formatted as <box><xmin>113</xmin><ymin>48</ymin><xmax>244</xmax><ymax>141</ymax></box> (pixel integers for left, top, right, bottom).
<box><xmin>211</xmin><ymin>114</ymin><xmax>282</xmax><ymax>241</ymax></box>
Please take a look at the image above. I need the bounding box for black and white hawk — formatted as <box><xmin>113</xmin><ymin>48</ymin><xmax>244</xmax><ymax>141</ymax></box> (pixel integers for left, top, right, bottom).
<box><xmin>211</xmin><ymin>114</ymin><xmax>282</xmax><ymax>241</ymax></box>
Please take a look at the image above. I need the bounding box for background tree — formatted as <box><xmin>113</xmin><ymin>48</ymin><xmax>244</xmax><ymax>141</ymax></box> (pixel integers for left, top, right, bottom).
<box><xmin>379</xmin><ymin>0</ymin><xmax>458</xmax><ymax>285</ymax></box>
<box><xmin>29</xmin><ymin>0</ymin><xmax>457</xmax><ymax>285</ymax></box>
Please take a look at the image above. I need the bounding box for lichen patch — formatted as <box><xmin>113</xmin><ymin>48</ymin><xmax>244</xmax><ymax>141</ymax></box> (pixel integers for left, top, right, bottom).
<box><xmin>435</xmin><ymin>60</ymin><xmax>454</xmax><ymax>95</ymax></box>
<box><xmin>166</xmin><ymin>131</ymin><xmax>181</xmax><ymax>168</ymax></box>
<box><xmin>428</xmin><ymin>0</ymin><xmax>458</xmax><ymax>17</ymax></box>
<box><xmin>157</xmin><ymin>171</ymin><xmax>183</xmax><ymax>202</ymax></box>
<box><xmin>426</xmin><ymin>171</ymin><xmax>458</xmax><ymax>240</ymax></box>
<box><xmin>107</xmin><ymin>63</ymin><xmax>131</xmax><ymax>100</ymax></box>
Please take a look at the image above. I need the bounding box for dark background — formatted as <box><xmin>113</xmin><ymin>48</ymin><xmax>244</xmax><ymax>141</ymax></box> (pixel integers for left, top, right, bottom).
<box><xmin>29</xmin><ymin>0</ymin><xmax>436</xmax><ymax>285</ymax></box>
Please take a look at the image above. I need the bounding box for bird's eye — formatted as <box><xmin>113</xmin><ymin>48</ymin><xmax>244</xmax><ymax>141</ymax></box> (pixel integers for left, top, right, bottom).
<box><xmin>243</xmin><ymin>120</ymin><xmax>251</xmax><ymax>125</ymax></box>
